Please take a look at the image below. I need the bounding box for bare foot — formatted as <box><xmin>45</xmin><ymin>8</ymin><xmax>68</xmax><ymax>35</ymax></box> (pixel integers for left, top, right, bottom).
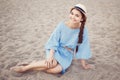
<box><xmin>10</xmin><ymin>66</ymin><xmax>27</xmax><ymax>73</ymax></box>
<box><xmin>82</xmin><ymin>64</ymin><xmax>95</xmax><ymax>70</ymax></box>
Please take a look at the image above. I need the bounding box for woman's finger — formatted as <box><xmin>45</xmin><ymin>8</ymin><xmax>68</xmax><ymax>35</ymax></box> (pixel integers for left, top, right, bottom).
<box><xmin>45</xmin><ymin>60</ymin><xmax>50</xmax><ymax>68</ymax></box>
<box><xmin>48</xmin><ymin>61</ymin><xmax>51</xmax><ymax>68</ymax></box>
<box><xmin>50</xmin><ymin>59</ymin><xmax>54</xmax><ymax>68</ymax></box>
<box><xmin>52</xmin><ymin>59</ymin><xmax>56</xmax><ymax>66</ymax></box>
<box><xmin>45</xmin><ymin>60</ymin><xmax>48</xmax><ymax>68</ymax></box>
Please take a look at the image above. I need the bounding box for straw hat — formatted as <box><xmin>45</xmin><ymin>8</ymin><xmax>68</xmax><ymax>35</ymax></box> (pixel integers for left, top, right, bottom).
<box><xmin>74</xmin><ymin>3</ymin><xmax>87</xmax><ymax>14</ymax></box>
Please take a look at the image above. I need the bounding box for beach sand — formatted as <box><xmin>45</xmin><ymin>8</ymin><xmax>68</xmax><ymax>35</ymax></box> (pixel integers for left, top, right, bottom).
<box><xmin>0</xmin><ymin>0</ymin><xmax>120</xmax><ymax>80</ymax></box>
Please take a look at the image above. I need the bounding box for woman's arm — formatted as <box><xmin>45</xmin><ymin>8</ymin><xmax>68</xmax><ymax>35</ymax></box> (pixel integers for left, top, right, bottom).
<box><xmin>49</xmin><ymin>49</ymin><xmax>55</xmax><ymax>57</ymax></box>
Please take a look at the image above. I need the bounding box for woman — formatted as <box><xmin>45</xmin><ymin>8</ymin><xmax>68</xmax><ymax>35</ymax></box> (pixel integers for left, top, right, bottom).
<box><xmin>11</xmin><ymin>3</ymin><xmax>93</xmax><ymax>74</ymax></box>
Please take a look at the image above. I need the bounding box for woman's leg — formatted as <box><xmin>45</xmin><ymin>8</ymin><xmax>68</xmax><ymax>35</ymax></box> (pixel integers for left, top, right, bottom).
<box><xmin>10</xmin><ymin>60</ymin><xmax>57</xmax><ymax>72</ymax></box>
<box><xmin>30</xmin><ymin>64</ymin><xmax>62</xmax><ymax>74</ymax></box>
<box><xmin>29</xmin><ymin>62</ymin><xmax>62</xmax><ymax>74</ymax></box>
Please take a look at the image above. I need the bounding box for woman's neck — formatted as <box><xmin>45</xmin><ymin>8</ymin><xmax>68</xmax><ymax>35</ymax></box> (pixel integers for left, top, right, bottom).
<box><xmin>65</xmin><ymin>20</ymin><xmax>81</xmax><ymax>29</ymax></box>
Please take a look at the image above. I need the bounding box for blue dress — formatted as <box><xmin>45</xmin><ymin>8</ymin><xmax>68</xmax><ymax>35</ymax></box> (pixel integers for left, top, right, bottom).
<box><xmin>45</xmin><ymin>21</ymin><xmax>92</xmax><ymax>73</ymax></box>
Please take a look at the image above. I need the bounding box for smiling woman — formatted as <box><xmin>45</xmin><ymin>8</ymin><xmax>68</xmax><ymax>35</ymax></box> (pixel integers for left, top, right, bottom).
<box><xmin>69</xmin><ymin>9</ymin><xmax>83</xmax><ymax>25</ymax></box>
<box><xmin>10</xmin><ymin>3</ymin><xmax>93</xmax><ymax>74</ymax></box>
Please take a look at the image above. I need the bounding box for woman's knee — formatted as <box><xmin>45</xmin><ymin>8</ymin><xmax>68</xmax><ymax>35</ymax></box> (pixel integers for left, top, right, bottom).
<box><xmin>46</xmin><ymin>65</ymin><xmax>62</xmax><ymax>74</ymax></box>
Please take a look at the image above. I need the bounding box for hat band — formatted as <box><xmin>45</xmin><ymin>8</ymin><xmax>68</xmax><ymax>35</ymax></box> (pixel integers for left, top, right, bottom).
<box><xmin>74</xmin><ymin>6</ymin><xmax>85</xmax><ymax>13</ymax></box>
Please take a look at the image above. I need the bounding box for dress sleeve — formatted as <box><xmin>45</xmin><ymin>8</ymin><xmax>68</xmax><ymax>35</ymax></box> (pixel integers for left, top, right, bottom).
<box><xmin>45</xmin><ymin>22</ymin><xmax>61</xmax><ymax>50</ymax></box>
<box><xmin>75</xmin><ymin>27</ymin><xmax>92</xmax><ymax>59</ymax></box>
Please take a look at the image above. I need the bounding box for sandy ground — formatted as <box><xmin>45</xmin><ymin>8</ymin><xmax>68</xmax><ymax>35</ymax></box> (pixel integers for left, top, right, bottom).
<box><xmin>0</xmin><ymin>0</ymin><xmax>120</xmax><ymax>80</ymax></box>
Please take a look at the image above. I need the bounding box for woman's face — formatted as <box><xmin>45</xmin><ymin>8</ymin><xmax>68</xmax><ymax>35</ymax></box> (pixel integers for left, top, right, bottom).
<box><xmin>69</xmin><ymin>8</ymin><xmax>83</xmax><ymax>24</ymax></box>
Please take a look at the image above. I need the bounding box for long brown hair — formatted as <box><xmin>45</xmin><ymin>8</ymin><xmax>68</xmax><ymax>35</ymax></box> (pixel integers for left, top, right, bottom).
<box><xmin>70</xmin><ymin>7</ymin><xmax>87</xmax><ymax>52</ymax></box>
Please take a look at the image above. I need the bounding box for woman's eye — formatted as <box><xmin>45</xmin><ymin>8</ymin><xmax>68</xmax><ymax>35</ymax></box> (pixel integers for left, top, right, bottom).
<box><xmin>75</xmin><ymin>14</ymin><xmax>79</xmax><ymax>17</ymax></box>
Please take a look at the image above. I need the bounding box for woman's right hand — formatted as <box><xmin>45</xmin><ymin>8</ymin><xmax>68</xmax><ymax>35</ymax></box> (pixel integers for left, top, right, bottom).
<box><xmin>45</xmin><ymin>49</ymin><xmax>56</xmax><ymax>68</ymax></box>
<box><xmin>45</xmin><ymin>56</ymin><xmax>54</xmax><ymax>68</ymax></box>
<box><xmin>45</xmin><ymin>56</ymin><xmax>57</xmax><ymax>68</ymax></box>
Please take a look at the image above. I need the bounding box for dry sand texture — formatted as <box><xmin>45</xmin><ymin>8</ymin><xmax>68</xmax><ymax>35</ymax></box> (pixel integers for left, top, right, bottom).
<box><xmin>0</xmin><ymin>0</ymin><xmax>120</xmax><ymax>80</ymax></box>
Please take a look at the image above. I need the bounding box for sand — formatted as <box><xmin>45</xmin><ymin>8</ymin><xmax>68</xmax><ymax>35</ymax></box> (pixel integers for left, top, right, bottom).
<box><xmin>0</xmin><ymin>0</ymin><xmax>120</xmax><ymax>80</ymax></box>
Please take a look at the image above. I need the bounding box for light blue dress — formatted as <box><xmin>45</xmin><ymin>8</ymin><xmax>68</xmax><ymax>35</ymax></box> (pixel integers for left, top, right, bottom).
<box><xmin>45</xmin><ymin>21</ymin><xmax>92</xmax><ymax>73</ymax></box>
